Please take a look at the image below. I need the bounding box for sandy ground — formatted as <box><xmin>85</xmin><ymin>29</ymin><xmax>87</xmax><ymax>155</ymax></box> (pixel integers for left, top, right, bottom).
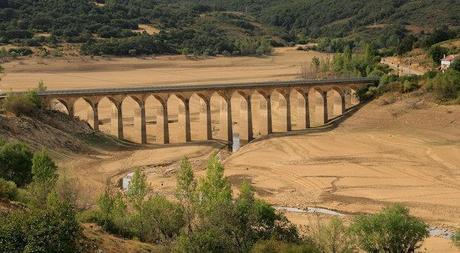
<box><xmin>221</xmin><ymin>93</ymin><xmax>460</xmax><ymax>229</ymax></box>
<box><xmin>0</xmin><ymin>47</ymin><xmax>328</xmax><ymax>91</ymax></box>
<box><xmin>3</xmin><ymin>48</ymin><xmax>459</xmax><ymax>251</ymax></box>
<box><xmin>59</xmin><ymin>93</ymin><xmax>460</xmax><ymax>251</ymax></box>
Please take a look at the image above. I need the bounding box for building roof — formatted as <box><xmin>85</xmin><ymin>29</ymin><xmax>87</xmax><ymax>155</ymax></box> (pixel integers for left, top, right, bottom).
<box><xmin>442</xmin><ymin>55</ymin><xmax>458</xmax><ymax>62</ymax></box>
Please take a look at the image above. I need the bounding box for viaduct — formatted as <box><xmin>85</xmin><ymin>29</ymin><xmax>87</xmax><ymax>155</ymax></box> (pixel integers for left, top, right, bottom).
<box><xmin>2</xmin><ymin>78</ymin><xmax>377</xmax><ymax>146</ymax></box>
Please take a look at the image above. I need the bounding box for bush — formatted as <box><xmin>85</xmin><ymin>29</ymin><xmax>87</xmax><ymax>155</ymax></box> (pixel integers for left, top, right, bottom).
<box><xmin>0</xmin><ymin>178</ymin><xmax>18</xmax><ymax>200</ymax></box>
<box><xmin>0</xmin><ymin>141</ymin><xmax>33</xmax><ymax>187</ymax></box>
<box><xmin>23</xmin><ymin>201</ymin><xmax>81</xmax><ymax>253</ymax></box>
<box><xmin>1</xmin><ymin>92</ymin><xmax>37</xmax><ymax>116</ymax></box>
<box><xmin>0</xmin><ymin>201</ymin><xmax>81</xmax><ymax>253</ymax></box>
<box><xmin>28</xmin><ymin>150</ymin><xmax>59</xmax><ymax>206</ymax></box>
<box><xmin>250</xmin><ymin>239</ymin><xmax>320</xmax><ymax>253</ymax></box>
<box><xmin>428</xmin><ymin>45</ymin><xmax>449</xmax><ymax>65</ymax></box>
<box><xmin>311</xmin><ymin>217</ymin><xmax>355</xmax><ymax>253</ymax></box>
<box><xmin>428</xmin><ymin>70</ymin><xmax>460</xmax><ymax>101</ymax></box>
<box><xmin>453</xmin><ymin>230</ymin><xmax>460</xmax><ymax>249</ymax></box>
<box><xmin>351</xmin><ymin>204</ymin><xmax>429</xmax><ymax>253</ymax></box>
<box><xmin>130</xmin><ymin>195</ymin><xmax>184</xmax><ymax>243</ymax></box>
<box><xmin>8</xmin><ymin>47</ymin><xmax>33</xmax><ymax>57</ymax></box>
<box><xmin>451</xmin><ymin>59</ymin><xmax>460</xmax><ymax>72</ymax></box>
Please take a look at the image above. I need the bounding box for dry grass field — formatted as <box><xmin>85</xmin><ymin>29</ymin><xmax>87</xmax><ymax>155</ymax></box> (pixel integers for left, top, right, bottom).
<box><xmin>0</xmin><ymin>47</ymin><xmax>327</xmax><ymax>91</ymax></box>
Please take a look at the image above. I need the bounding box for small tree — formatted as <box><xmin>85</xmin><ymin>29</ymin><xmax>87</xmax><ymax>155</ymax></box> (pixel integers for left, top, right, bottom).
<box><xmin>351</xmin><ymin>204</ymin><xmax>429</xmax><ymax>253</ymax></box>
<box><xmin>127</xmin><ymin>168</ymin><xmax>149</xmax><ymax>209</ymax></box>
<box><xmin>132</xmin><ymin>195</ymin><xmax>185</xmax><ymax>243</ymax></box>
<box><xmin>31</xmin><ymin>150</ymin><xmax>58</xmax><ymax>185</ymax></box>
<box><xmin>28</xmin><ymin>150</ymin><xmax>59</xmax><ymax>206</ymax></box>
<box><xmin>176</xmin><ymin>158</ymin><xmax>197</xmax><ymax>233</ymax></box>
<box><xmin>428</xmin><ymin>45</ymin><xmax>449</xmax><ymax>65</ymax></box>
<box><xmin>450</xmin><ymin>59</ymin><xmax>460</xmax><ymax>72</ymax></box>
<box><xmin>311</xmin><ymin>217</ymin><xmax>355</xmax><ymax>253</ymax></box>
<box><xmin>0</xmin><ymin>141</ymin><xmax>33</xmax><ymax>187</ymax></box>
<box><xmin>453</xmin><ymin>230</ymin><xmax>460</xmax><ymax>249</ymax></box>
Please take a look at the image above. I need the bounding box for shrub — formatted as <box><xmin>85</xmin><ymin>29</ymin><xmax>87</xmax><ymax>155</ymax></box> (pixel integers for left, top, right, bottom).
<box><xmin>0</xmin><ymin>141</ymin><xmax>33</xmax><ymax>187</ymax></box>
<box><xmin>1</xmin><ymin>82</ymin><xmax>44</xmax><ymax>115</ymax></box>
<box><xmin>0</xmin><ymin>178</ymin><xmax>18</xmax><ymax>200</ymax></box>
<box><xmin>453</xmin><ymin>230</ymin><xmax>460</xmax><ymax>248</ymax></box>
<box><xmin>1</xmin><ymin>92</ymin><xmax>37</xmax><ymax>116</ymax></box>
<box><xmin>428</xmin><ymin>45</ymin><xmax>449</xmax><ymax>65</ymax></box>
<box><xmin>250</xmin><ymin>239</ymin><xmax>320</xmax><ymax>253</ymax></box>
<box><xmin>401</xmin><ymin>80</ymin><xmax>419</xmax><ymax>93</ymax></box>
<box><xmin>28</xmin><ymin>150</ymin><xmax>59</xmax><ymax>206</ymax></box>
<box><xmin>451</xmin><ymin>59</ymin><xmax>460</xmax><ymax>72</ymax></box>
<box><xmin>0</xmin><ymin>211</ymin><xmax>27</xmax><ymax>253</ymax></box>
<box><xmin>23</xmin><ymin>201</ymin><xmax>81</xmax><ymax>253</ymax></box>
<box><xmin>131</xmin><ymin>195</ymin><xmax>184</xmax><ymax>243</ymax></box>
<box><xmin>351</xmin><ymin>204</ymin><xmax>429</xmax><ymax>253</ymax></box>
<box><xmin>428</xmin><ymin>70</ymin><xmax>460</xmax><ymax>101</ymax></box>
<box><xmin>8</xmin><ymin>47</ymin><xmax>33</xmax><ymax>57</ymax></box>
<box><xmin>311</xmin><ymin>217</ymin><xmax>355</xmax><ymax>253</ymax></box>
<box><xmin>0</xmin><ymin>201</ymin><xmax>81</xmax><ymax>253</ymax></box>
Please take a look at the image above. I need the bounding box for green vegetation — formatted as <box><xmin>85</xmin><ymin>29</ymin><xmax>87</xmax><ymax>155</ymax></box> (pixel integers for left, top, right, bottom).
<box><xmin>1</xmin><ymin>0</ymin><xmax>459</xmax><ymax>57</ymax></box>
<box><xmin>428</xmin><ymin>69</ymin><xmax>460</xmax><ymax>102</ymax></box>
<box><xmin>0</xmin><ymin>82</ymin><xmax>45</xmax><ymax>116</ymax></box>
<box><xmin>351</xmin><ymin>204</ymin><xmax>429</xmax><ymax>253</ymax></box>
<box><xmin>0</xmin><ymin>139</ymin><xmax>81</xmax><ymax>253</ymax></box>
<box><xmin>0</xmin><ymin>0</ymin><xmax>279</xmax><ymax>57</ymax></box>
<box><xmin>454</xmin><ymin>230</ymin><xmax>460</xmax><ymax>249</ymax></box>
<box><xmin>0</xmin><ymin>141</ymin><xmax>33</xmax><ymax>187</ymax></box>
<box><xmin>0</xmin><ymin>138</ymin><xmax>434</xmax><ymax>252</ymax></box>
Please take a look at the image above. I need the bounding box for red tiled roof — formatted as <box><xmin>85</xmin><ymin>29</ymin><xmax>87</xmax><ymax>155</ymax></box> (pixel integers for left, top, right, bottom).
<box><xmin>442</xmin><ymin>55</ymin><xmax>457</xmax><ymax>62</ymax></box>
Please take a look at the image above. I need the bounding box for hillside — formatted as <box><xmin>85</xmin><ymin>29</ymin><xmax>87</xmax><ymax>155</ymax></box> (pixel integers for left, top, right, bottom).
<box><xmin>1</xmin><ymin>0</ymin><xmax>459</xmax><ymax>58</ymax></box>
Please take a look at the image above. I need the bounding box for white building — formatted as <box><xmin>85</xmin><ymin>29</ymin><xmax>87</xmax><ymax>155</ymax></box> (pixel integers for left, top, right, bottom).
<box><xmin>122</xmin><ymin>172</ymin><xmax>134</xmax><ymax>191</ymax></box>
<box><xmin>441</xmin><ymin>54</ymin><xmax>458</xmax><ymax>72</ymax></box>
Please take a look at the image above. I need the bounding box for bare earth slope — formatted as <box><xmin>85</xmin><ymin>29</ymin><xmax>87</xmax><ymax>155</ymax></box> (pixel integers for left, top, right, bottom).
<box><xmin>224</xmin><ymin>93</ymin><xmax>460</xmax><ymax>227</ymax></box>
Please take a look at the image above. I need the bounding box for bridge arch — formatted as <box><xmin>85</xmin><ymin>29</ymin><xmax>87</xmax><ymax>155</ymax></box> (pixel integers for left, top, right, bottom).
<box><xmin>166</xmin><ymin>94</ymin><xmax>186</xmax><ymax>143</ymax></box>
<box><xmin>250</xmin><ymin>91</ymin><xmax>268</xmax><ymax>138</ymax></box>
<box><xmin>309</xmin><ymin>87</ymin><xmax>328</xmax><ymax>126</ymax></box>
<box><xmin>270</xmin><ymin>89</ymin><xmax>289</xmax><ymax>132</ymax></box>
<box><xmin>49</xmin><ymin>98</ymin><xmax>72</xmax><ymax>116</ymax></box>
<box><xmin>327</xmin><ymin>87</ymin><xmax>346</xmax><ymax>119</ymax></box>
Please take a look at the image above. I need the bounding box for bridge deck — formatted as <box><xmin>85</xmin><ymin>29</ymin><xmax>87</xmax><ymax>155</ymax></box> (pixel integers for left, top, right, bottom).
<box><xmin>0</xmin><ymin>77</ymin><xmax>377</xmax><ymax>98</ymax></box>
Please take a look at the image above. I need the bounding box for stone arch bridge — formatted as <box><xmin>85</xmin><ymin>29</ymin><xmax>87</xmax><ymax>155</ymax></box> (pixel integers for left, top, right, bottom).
<box><xmin>26</xmin><ymin>78</ymin><xmax>377</xmax><ymax>145</ymax></box>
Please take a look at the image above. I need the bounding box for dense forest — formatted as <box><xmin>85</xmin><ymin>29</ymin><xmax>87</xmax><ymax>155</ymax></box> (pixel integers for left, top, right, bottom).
<box><xmin>0</xmin><ymin>0</ymin><xmax>459</xmax><ymax>56</ymax></box>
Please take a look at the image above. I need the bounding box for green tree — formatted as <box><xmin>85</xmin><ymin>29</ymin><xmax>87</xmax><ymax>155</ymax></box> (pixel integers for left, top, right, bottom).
<box><xmin>176</xmin><ymin>158</ymin><xmax>197</xmax><ymax>233</ymax></box>
<box><xmin>450</xmin><ymin>59</ymin><xmax>460</xmax><ymax>72</ymax></box>
<box><xmin>453</xmin><ymin>230</ymin><xmax>460</xmax><ymax>249</ymax></box>
<box><xmin>31</xmin><ymin>150</ymin><xmax>58</xmax><ymax>185</ymax></box>
<box><xmin>132</xmin><ymin>195</ymin><xmax>185</xmax><ymax>243</ymax></box>
<box><xmin>250</xmin><ymin>239</ymin><xmax>319</xmax><ymax>253</ymax></box>
<box><xmin>351</xmin><ymin>204</ymin><xmax>429</xmax><ymax>253</ymax></box>
<box><xmin>428</xmin><ymin>70</ymin><xmax>460</xmax><ymax>101</ymax></box>
<box><xmin>23</xmin><ymin>200</ymin><xmax>81</xmax><ymax>253</ymax></box>
<box><xmin>0</xmin><ymin>141</ymin><xmax>33</xmax><ymax>187</ymax></box>
<box><xmin>197</xmin><ymin>155</ymin><xmax>232</xmax><ymax>215</ymax></box>
<box><xmin>96</xmin><ymin>185</ymin><xmax>128</xmax><ymax>234</ymax></box>
<box><xmin>28</xmin><ymin>150</ymin><xmax>59</xmax><ymax>206</ymax></box>
<box><xmin>0</xmin><ymin>192</ymin><xmax>81</xmax><ymax>253</ymax></box>
<box><xmin>311</xmin><ymin>217</ymin><xmax>355</xmax><ymax>253</ymax></box>
<box><xmin>428</xmin><ymin>46</ymin><xmax>449</xmax><ymax>65</ymax></box>
<box><xmin>127</xmin><ymin>168</ymin><xmax>149</xmax><ymax>209</ymax></box>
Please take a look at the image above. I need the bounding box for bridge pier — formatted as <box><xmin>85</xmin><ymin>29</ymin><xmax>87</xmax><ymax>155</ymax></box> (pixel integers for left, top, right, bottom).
<box><xmin>321</xmin><ymin>90</ymin><xmax>328</xmax><ymax>124</ymax></box>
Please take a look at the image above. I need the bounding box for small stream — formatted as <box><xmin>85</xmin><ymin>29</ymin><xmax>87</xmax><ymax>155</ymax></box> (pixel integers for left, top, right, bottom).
<box><xmin>275</xmin><ymin>206</ymin><xmax>455</xmax><ymax>239</ymax></box>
